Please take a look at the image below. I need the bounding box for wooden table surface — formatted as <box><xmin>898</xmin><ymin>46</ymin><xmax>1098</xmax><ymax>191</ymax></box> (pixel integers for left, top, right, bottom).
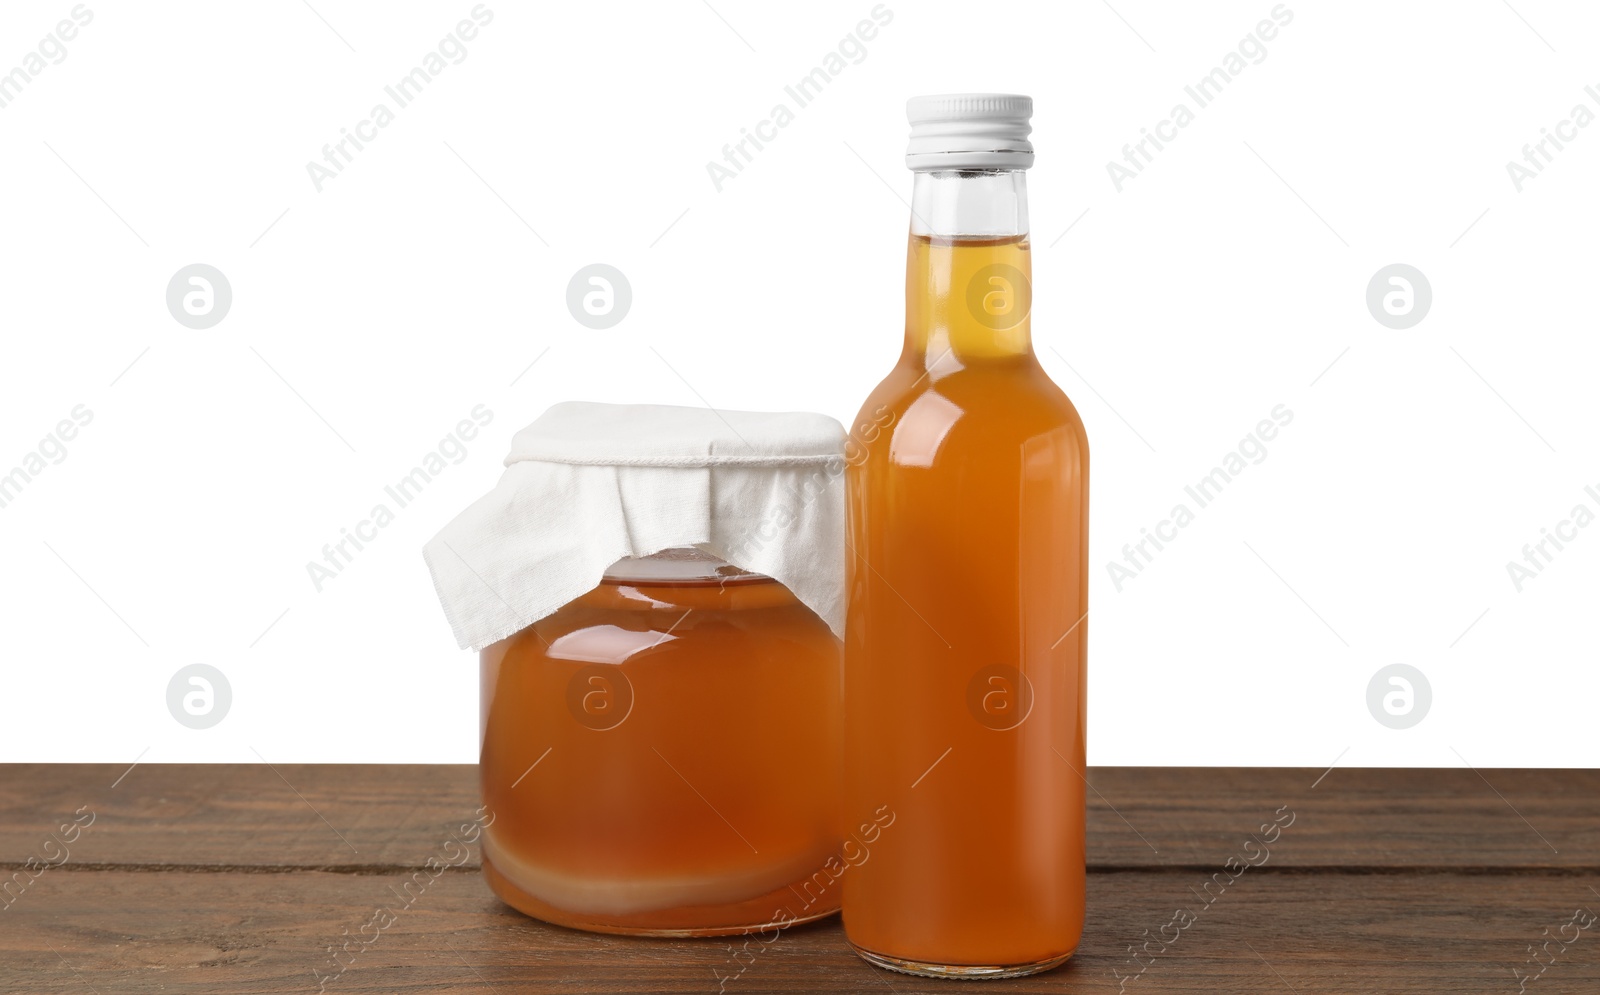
<box><xmin>2</xmin><ymin>765</ymin><xmax>1597</xmax><ymax>993</ymax></box>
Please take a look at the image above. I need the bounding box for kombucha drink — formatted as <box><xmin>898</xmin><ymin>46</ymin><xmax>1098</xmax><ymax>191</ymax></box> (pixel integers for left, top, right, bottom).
<box><xmin>843</xmin><ymin>95</ymin><xmax>1089</xmax><ymax>977</ymax></box>
<box><xmin>479</xmin><ymin>551</ymin><xmax>844</xmax><ymax>935</ymax></box>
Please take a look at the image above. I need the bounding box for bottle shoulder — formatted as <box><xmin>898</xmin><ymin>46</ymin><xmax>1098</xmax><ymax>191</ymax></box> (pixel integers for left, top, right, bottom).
<box><xmin>857</xmin><ymin>355</ymin><xmax>1086</xmax><ymax>431</ymax></box>
<box><xmin>848</xmin><ymin>353</ymin><xmax>1088</xmax><ymax>472</ymax></box>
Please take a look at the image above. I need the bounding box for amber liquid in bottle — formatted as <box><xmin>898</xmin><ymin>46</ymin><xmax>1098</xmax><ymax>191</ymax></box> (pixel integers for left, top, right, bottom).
<box><xmin>843</xmin><ymin>169</ymin><xmax>1088</xmax><ymax>976</ymax></box>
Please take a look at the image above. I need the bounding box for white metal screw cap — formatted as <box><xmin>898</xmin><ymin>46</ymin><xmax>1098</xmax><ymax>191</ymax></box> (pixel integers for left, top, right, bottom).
<box><xmin>906</xmin><ymin>93</ymin><xmax>1034</xmax><ymax>171</ymax></box>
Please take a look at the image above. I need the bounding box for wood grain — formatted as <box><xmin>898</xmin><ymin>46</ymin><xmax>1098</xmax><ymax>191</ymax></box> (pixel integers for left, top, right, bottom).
<box><xmin>5</xmin><ymin>869</ymin><xmax>1597</xmax><ymax>993</ymax></box>
<box><xmin>2</xmin><ymin>765</ymin><xmax>1597</xmax><ymax>993</ymax></box>
<box><xmin>3</xmin><ymin>765</ymin><xmax>1594</xmax><ymax>870</ymax></box>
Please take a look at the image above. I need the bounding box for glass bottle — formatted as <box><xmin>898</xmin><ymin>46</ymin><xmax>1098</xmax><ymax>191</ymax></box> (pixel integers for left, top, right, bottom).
<box><xmin>842</xmin><ymin>95</ymin><xmax>1089</xmax><ymax>977</ymax></box>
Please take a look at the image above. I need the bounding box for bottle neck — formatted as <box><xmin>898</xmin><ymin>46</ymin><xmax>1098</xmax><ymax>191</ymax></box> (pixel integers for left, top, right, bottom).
<box><xmin>905</xmin><ymin>170</ymin><xmax>1033</xmax><ymax>367</ymax></box>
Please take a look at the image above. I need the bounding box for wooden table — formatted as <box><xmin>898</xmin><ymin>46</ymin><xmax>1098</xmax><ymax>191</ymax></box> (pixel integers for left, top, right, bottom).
<box><xmin>2</xmin><ymin>765</ymin><xmax>1596</xmax><ymax>993</ymax></box>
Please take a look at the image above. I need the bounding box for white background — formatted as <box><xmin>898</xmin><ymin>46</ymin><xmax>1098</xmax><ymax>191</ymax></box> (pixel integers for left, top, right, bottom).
<box><xmin>0</xmin><ymin>0</ymin><xmax>1595</xmax><ymax>767</ymax></box>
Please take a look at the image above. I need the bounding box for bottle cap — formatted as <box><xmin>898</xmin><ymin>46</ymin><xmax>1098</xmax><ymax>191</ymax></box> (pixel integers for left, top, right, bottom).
<box><xmin>906</xmin><ymin>93</ymin><xmax>1034</xmax><ymax>171</ymax></box>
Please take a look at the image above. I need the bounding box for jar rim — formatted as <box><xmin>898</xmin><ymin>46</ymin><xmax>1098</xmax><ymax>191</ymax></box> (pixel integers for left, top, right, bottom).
<box><xmin>600</xmin><ymin>547</ymin><xmax>769</xmax><ymax>584</ymax></box>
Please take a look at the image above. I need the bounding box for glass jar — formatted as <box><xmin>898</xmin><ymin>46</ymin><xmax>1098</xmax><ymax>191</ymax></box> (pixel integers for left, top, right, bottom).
<box><xmin>479</xmin><ymin>548</ymin><xmax>844</xmax><ymax>936</ymax></box>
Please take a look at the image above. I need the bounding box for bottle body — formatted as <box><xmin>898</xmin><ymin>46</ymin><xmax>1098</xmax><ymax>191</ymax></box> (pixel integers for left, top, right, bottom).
<box><xmin>842</xmin><ymin>172</ymin><xmax>1088</xmax><ymax>975</ymax></box>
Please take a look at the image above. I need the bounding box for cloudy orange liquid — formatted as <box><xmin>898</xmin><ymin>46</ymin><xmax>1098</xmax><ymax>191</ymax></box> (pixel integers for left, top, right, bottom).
<box><xmin>842</xmin><ymin>233</ymin><xmax>1089</xmax><ymax>973</ymax></box>
<box><xmin>480</xmin><ymin>575</ymin><xmax>843</xmax><ymax>935</ymax></box>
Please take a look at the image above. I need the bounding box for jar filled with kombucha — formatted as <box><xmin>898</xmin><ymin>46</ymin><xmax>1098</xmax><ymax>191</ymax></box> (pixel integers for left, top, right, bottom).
<box><xmin>479</xmin><ymin>547</ymin><xmax>844</xmax><ymax>936</ymax></box>
<box><xmin>843</xmin><ymin>95</ymin><xmax>1089</xmax><ymax>977</ymax></box>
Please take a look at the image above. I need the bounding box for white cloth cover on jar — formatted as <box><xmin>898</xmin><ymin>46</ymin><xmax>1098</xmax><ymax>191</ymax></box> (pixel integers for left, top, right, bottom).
<box><xmin>423</xmin><ymin>401</ymin><xmax>848</xmax><ymax>650</ymax></box>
